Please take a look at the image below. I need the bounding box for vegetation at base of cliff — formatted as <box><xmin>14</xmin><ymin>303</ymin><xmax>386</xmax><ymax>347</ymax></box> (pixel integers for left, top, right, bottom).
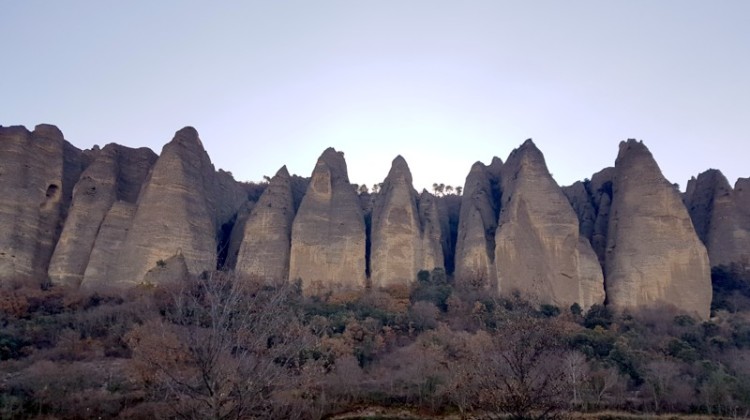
<box><xmin>2</xmin><ymin>267</ymin><xmax>750</xmax><ymax>419</ymax></box>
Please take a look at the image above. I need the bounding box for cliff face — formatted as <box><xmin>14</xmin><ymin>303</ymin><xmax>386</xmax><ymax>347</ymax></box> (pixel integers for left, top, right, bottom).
<box><xmin>288</xmin><ymin>148</ymin><xmax>366</xmax><ymax>294</ymax></box>
<box><xmin>370</xmin><ymin>156</ymin><xmax>443</xmax><ymax>289</ymax></box>
<box><xmin>0</xmin><ymin>125</ymin><xmax>85</xmax><ymax>284</ymax></box>
<box><xmin>494</xmin><ymin>140</ymin><xmax>605</xmax><ymax>309</ymax></box>
<box><xmin>684</xmin><ymin>170</ymin><xmax>750</xmax><ymax>268</ymax></box>
<box><xmin>604</xmin><ymin>140</ymin><xmax>711</xmax><ymax>318</ymax></box>
<box><xmin>0</xmin><ymin>123</ymin><xmax>726</xmax><ymax>317</ymax></box>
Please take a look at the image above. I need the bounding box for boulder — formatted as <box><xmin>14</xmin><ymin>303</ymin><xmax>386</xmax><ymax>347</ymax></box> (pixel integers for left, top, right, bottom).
<box><xmin>288</xmin><ymin>148</ymin><xmax>366</xmax><ymax>293</ymax></box>
<box><xmin>605</xmin><ymin>140</ymin><xmax>711</xmax><ymax>318</ymax></box>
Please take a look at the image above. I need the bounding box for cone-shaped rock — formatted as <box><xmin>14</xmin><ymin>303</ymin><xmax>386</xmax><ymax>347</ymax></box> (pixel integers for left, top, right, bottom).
<box><xmin>454</xmin><ymin>161</ymin><xmax>501</xmax><ymax>288</ymax></box>
<box><xmin>495</xmin><ymin>140</ymin><xmax>605</xmax><ymax>309</ymax></box>
<box><xmin>605</xmin><ymin>140</ymin><xmax>711</xmax><ymax>317</ymax></box>
<box><xmin>0</xmin><ymin>125</ymin><xmax>85</xmax><ymax>284</ymax></box>
<box><xmin>95</xmin><ymin>127</ymin><xmax>245</xmax><ymax>288</ymax></box>
<box><xmin>48</xmin><ymin>144</ymin><xmax>157</xmax><ymax>287</ymax></box>
<box><xmin>371</xmin><ymin>156</ymin><xmax>443</xmax><ymax>288</ymax></box>
<box><xmin>289</xmin><ymin>148</ymin><xmax>366</xmax><ymax>293</ymax></box>
<box><xmin>684</xmin><ymin>169</ymin><xmax>750</xmax><ymax>268</ymax></box>
<box><xmin>235</xmin><ymin>166</ymin><xmax>295</xmax><ymax>283</ymax></box>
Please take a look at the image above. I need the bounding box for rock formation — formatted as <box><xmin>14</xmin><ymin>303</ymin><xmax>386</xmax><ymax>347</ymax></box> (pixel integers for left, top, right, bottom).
<box><xmin>370</xmin><ymin>156</ymin><xmax>443</xmax><ymax>289</ymax></box>
<box><xmin>86</xmin><ymin>127</ymin><xmax>245</xmax><ymax>289</ymax></box>
<box><xmin>0</xmin><ymin>125</ymin><xmax>85</xmax><ymax>284</ymax></box>
<box><xmin>0</xmin><ymin>122</ymin><xmax>732</xmax><ymax>315</ymax></box>
<box><xmin>235</xmin><ymin>166</ymin><xmax>296</xmax><ymax>283</ymax></box>
<box><xmin>48</xmin><ymin>144</ymin><xmax>157</xmax><ymax>287</ymax></box>
<box><xmin>493</xmin><ymin>140</ymin><xmax>605</xmax><ymax>309</ymax></box>
<box><xmin>453</xmin><ymin>161</ymin><xmax>501</xmax><ymax>288</ymax></box>
<box><xmin>562</xmin><ymin>168</ymin><xmax>615</xmax><ymax>267</ymax></box>
<box><xmin>684</xmin><ymin>169</ymin><xmax>750</xmax><ymax>268</ymax></box>
<box><xmin>288</xmin><ymin>148</ymin><xmax>366</xmax><ymax>293</ymax></box>
<box><xmin>417</xmin><ymin>190</ymin><xmax>445</xmax><ymax>274</ymax></box>
<box><xmin>605</xmin><ymin>140</ymin><xmax>711</xmax><ymax>317</ymax></box>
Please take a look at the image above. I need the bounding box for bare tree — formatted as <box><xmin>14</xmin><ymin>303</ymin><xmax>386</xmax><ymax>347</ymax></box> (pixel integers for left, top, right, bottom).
<box><xmin>127</xmin><ymin>272</ymin><xmax>314</xmax><ymax>419</ymax></box>
<box><xmin>479</xmin><ymin>314</ymin><xmax>568</xmax><ymax>419</ymax></box>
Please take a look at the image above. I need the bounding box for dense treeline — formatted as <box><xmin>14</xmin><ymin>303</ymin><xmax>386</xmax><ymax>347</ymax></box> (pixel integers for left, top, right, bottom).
<box><xmin>2</xmin><ymin>265</ymin><xmax>750</xmax><ymax>419</ymax></box>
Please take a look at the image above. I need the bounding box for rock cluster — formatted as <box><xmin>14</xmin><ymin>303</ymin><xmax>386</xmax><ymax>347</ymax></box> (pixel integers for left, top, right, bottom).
<box><xmin>0</xmin><ymin>123</ymin><xmax>723</xmax><ymax>317</ymax></box>
<box><xmin>684</xmin><ymin>170</ymin><xmax>750</xmax><ymax>268</ymax></box>
<box><xmin>564</xmin><ymin>140</ymin><xmax>712</xmax><ymax>318</ymax></box>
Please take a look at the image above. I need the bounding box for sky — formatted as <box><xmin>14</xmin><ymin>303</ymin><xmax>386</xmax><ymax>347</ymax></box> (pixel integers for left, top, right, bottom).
<box><xmin>2</xmin><ymin>1</ymin><xmax>749</xmax><ymax>192</ymax></box>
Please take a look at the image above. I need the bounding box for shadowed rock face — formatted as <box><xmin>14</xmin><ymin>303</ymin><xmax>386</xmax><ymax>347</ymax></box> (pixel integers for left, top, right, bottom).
<box><xmin>90</xmin><ymin>127</ymin><xmax>245</xmax><ymax>288</ymax></box>
<box><xmin>605</xmin><ymin>140</ymin><xmax>711</xmax><ymax>318</ymax></box>
<box><xmin>417</xmin><ymin>190</ymin><xmax>445</xmax><ymax>274</ymax></box>
<box><xmin>48</xmin><ymin>144</ymin><xmax>157</xmax><ymax>287</ymax></box>
<box><xmin>563</xmin><ymin>167</ymin><xmax>615</xmax><ymax>268</ymax></box>
<box><xmin>454</xmin><ymin>161</ymin><xmax>500</xmax><ymax>289</ymax></box>
<box><xmin>370</xmin><ymin>156</ymin><xmax>443</xmax><ymax>288</ymax></box>
<box><xmin>0</xmin><ymin>125</ymin><xmax>85</xmax><ymax>284</ymax></box>
<box><xmin>494</xmin><ymin>140</ymin><xmax>605</xmax><ymax>309</ymax></box>
<box><xmin>684</xmin><ymin>169</ymin><xmax>750</xmax><ymax>268</ymax></box>
<box><xmin>235</xmin><ymin>166</ymin><xmax>296</xmax><ymax>283</ymax></box>
<box><xmin>289</xmin><ymin>148</ymin><xmax>366</xmax><ymax>293</ymax></box>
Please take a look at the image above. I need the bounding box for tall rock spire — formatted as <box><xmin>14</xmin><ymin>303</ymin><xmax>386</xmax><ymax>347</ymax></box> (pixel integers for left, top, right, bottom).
<box><xmin>605</xmin><ymin>140</ymin><xmax>711</xmax><ymax>318</ymax></box>
<box><xmin>288</xmin><ymin>148</ymin><xmax>366</xmax><ymax>293</ymax></box>
<box><xmin>84</xmin><ymin>127</ymin><xmax>245</xmax><ymax>289</ymax></box>
<box><xmin>235</xmin><ymin>166</ymin><xmax>295</xmax><ymax>283</ymax></box>
<box><xmin>370</xmin><ymin>156</ymin><xmax>443</xmax><ymax>289</ymax></box>
<box><xmin>494</xmin><ymin>140</ymin><xmax>605</xmax><ymax>309</ymax></box>
<box><xmin>454</xmin><ymin>161</ymin><xmax>501</xmax><ymax>289</ymax></box>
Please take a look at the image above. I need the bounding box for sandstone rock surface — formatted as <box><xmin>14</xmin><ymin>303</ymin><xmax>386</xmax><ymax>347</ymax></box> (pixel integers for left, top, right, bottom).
<box><xmin>235</xmin><ymin>166</ymin><xmax>296</xmax><ymax>283</ymax></box>
<box><xmin>48</xmin><ymin>144</ymin><xmax>156</xmax><ymax>287</ymax></box>
<box><xmin>454</xmin><ymin>161</ymin><xmax>500</xmax><ymax>288</ymax></box>
<box><xmin>370</xmin><ymin>157</ymin><xmax>443</xmax><ymax>288</ymax></box>
<box><xmin>684</xmin><ymin>169</ymin><xmax>750</xmax><ymax>267</ymax></box>
<box><xmin>494</xmin><ymin>140</ymin><xmax>604</xmax><ymax>309</ymax></box>
<box><xmin>563</xmin><ymin>168</ymin><xmax>615</xmax><ymax>267</ymax></box>
<box><xmin>0</xmin><ymin>125</ymin><xmax>85</xmax><ymax>284</ymax></box>
<box><xmin>605</xmin><ymin>140</ymin><xmax>711</xmax><ymax>317</ymax></box>
<box><xmin>98</xmin><ymin>127</ymin><xmax>245</xmax><ymax>288</ymax></box>
<box><xmin>288</xmin><ymin>148</ymin><xmax>366</xmax><ymax>293</ymax></box>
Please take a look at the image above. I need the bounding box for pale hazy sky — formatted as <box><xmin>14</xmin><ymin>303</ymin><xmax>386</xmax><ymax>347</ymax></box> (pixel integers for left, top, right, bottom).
<box><xmin>2</xmin><ymin>1</ymin><xmax>749</xmax><ymax>192</ymax></box>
